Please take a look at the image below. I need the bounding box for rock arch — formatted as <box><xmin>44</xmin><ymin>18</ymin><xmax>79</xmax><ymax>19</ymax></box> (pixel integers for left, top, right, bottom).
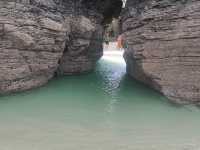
<box><xmin>0</xmin><ymin>0</ymin><xmax>123</xmax><ymax>93</ymax></box>
<box><xmin>0</xmin><ymin>0</ymin><xmax>200</xmax><ymax>104</ymax></box>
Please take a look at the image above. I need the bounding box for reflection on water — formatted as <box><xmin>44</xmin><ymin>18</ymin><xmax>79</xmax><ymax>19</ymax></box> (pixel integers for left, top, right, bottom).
<box><xmin>0</xmin><ymin>51</ymin><xmax>200</xmax><ymax>150</ymax></box>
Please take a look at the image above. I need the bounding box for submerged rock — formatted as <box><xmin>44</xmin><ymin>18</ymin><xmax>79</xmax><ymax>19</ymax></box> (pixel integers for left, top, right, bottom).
<box><xmin>122</xmin><ymin>0</ymin><xmax>200</xmax><ymax>104</ymax></box>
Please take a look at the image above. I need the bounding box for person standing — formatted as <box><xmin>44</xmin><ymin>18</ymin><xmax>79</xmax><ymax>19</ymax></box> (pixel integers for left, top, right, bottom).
<box><xmin>117</xmin><ymin>34</ymin><xmax>123</xmax><ymax>50</ymax></box>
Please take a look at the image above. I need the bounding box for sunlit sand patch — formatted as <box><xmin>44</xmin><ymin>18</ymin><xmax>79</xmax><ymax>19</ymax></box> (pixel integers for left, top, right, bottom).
<box><xmin>102</xmin><ymin>50</ymin><xmax>125</xmax><ymax>64</ymax></box>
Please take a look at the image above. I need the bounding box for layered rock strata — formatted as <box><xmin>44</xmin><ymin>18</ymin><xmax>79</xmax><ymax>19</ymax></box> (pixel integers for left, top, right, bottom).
<box><xmin>0</xmin><ymin>0</ymin><xmax>122</xmax><ymax>93</ymax></box>
<box><xmin>122</xmin><ymin>0</ymin><xmax>200</xmax><ymax>103</ymax></box>
<box><xmin>0</xmin><ymin>0</ymin><xmax>66</xmax><ymax>93</ymax></box>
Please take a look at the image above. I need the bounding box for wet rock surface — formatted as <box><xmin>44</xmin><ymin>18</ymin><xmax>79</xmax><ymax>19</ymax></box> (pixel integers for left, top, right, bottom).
<box><xmin>122</xmin><ymin>0</ymin><xmax>200</xmax><ymax>104</ymax></box>
<box><xmin>0</xmin><ymin>0</ymin><xmax>122</xmax><ymax>93</ymax></box>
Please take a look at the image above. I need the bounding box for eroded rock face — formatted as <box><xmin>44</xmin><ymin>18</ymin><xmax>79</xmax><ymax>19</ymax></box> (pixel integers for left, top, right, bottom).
<box><xmin>0</xmin><ymin>0</ymin><xmax>122</xmax><ymax>93</ymax></box>
<box><xmin>58</xmin><ymin>16</ymin><xmax>104</xmax><ymax>74</ymax></box>
<box><xmin>58</xmin><ymin>0</ymin><xmax>122</xmax><ymax>74</ymax></box>
<box><xmin>57</xmin><ymin>3</ymin><xmax>104</xmax><ymax>74</ymax></box>
<box><xmin>0</xmin><ymin>0</ymin><xmax>67</xmax><ymax>93</ymax></box>
<box><xmin>122</xmin><ymin>0</ymin><xmax>200</xmax><ymax>103</ymax></box>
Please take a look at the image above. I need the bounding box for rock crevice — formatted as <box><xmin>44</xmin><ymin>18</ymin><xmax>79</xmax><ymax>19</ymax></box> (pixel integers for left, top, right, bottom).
<box><xmin>0</xmin><ymin>0</ymin><xmax>122</xmax><ymax>93</ymax></box>
<box><xmin>2</xmin><ymin>0</ymin><xmax>199</xmax><ymax>104</ymax></box>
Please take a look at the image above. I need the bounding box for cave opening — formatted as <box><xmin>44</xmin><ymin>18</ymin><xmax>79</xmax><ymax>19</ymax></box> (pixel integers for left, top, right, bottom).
<box><xmin>100</xmin><ymin>0</ymin><xmax>126</xmax><ymax>66</ymax></box>
<box><xmin>81</xmin><ymin>0</ymin><xmax>125</xmax><ymax>36</ymax></box>
<box><xmin>81</xmin><ymin>0</ymin><xmax>124</xmax><ymax>24</ymax></box>
<box><xmin>55</xmin><ymin>0</ymin><xmax>126</xmax><ymax>76</ymax></box>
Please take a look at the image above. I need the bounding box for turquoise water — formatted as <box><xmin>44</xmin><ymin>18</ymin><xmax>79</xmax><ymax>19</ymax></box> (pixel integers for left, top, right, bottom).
<box><xmin>0</xmin><ymin>51</ymin><xmax>200</xmax><ymax>150</ymax></box>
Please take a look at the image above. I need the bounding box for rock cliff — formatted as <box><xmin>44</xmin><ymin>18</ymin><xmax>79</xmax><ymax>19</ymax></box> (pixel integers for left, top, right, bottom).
<box><xmin>122</xmin><ymin>0</ymin><xmax>200</xmax><ymax>103</ymax></box>
<box><xmin>2</xmin><ymin>0</ymin><xmax>199</xmax><ymax>104</ymax></box>
<box><xmin>0</xmin><ymin>0</ymin><xmax>122</xmax><ymax>93</ymax></box>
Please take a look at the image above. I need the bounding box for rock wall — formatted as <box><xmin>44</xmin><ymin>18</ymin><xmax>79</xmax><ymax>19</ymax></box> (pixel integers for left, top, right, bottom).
<box><xmin>0</xmin><ymin>0</ymin><xmax>122</xmax><ymax>93</ymax></box>
<box><xmin>57</xmin><ymin>1</ymin><xmax>105</xmax><ymax>75</ymax></box>
<box><xmin>122</xmin><ymin>0</ymin><xmax>200</xmax><ymax>104</ymax></box>
<box><xmin>57</xmin><ymin>16</ymin><xmax>103</xmax><ymax>74</ymax></box>
<box><xmin>0</xmin><ymin>0</ymin><xmax>66</xmax><ymax>93</ymax></box>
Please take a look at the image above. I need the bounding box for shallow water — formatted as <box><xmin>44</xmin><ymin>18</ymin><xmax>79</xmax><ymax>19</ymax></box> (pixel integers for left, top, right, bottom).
<box><xmin>0</xmin><ymin>51</ymin><xmax>200</xmax><ymax>150</ymax></box>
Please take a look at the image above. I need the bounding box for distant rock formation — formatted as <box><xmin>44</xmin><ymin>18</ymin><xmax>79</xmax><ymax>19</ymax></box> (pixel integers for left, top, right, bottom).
<box><xmin>0</xmin><ymin>0</ymin><xmax>122</xmax><ymax>93</ymax></box>
<box><xmin>122</xmin><ymin>0</ymin><xmax>200</xmax><ymax>104</ymax></box>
